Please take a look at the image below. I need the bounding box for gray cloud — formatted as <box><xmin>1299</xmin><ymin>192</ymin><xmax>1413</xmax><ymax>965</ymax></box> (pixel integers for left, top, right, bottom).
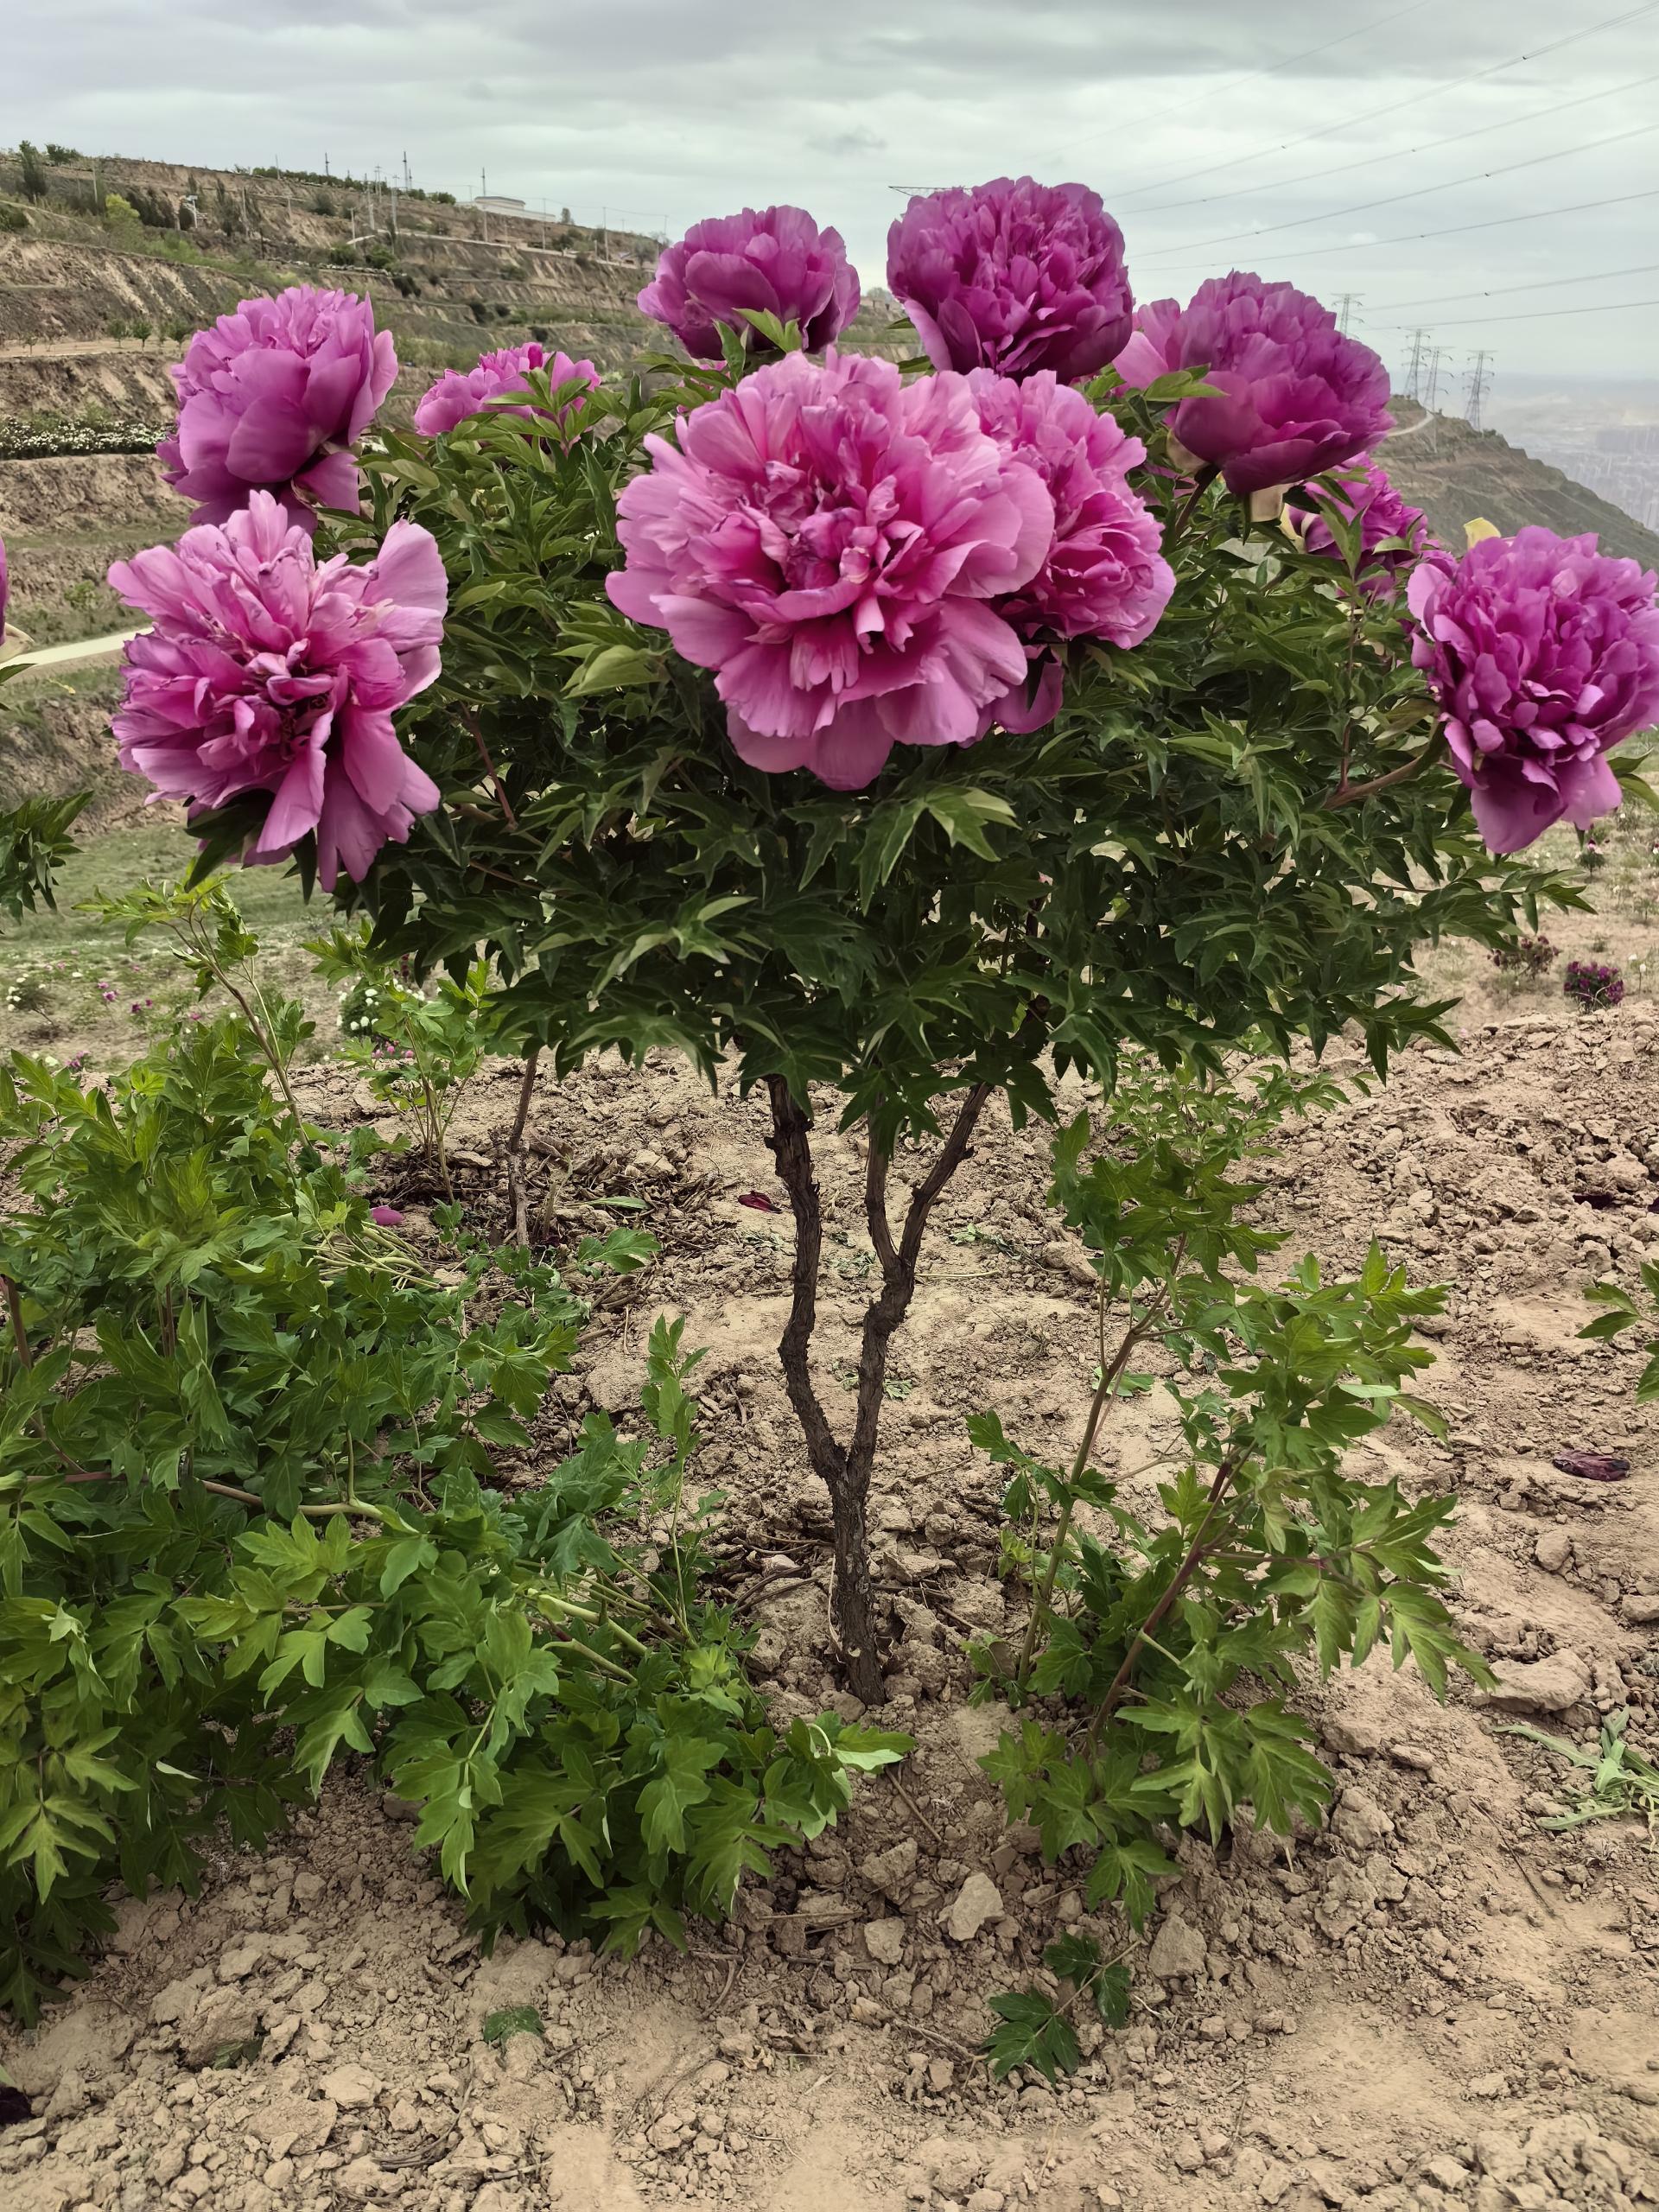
<box><xmin>7</xmin><ymin>0</ymin><xmax>1657</xmax><ymax>382</ymax></box>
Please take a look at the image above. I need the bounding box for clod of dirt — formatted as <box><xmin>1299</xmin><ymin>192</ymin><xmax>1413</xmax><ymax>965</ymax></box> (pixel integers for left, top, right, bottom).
<box><xmin>943</xmin><ymin>1872</ymin><xmax>1003</xmax><ymax>1941</ymax></box>
<box><xmin>862</xmin><ymin>1836</ymin><xmax>918</xmax><ymax>1903</ymax></box>
<box><xmin>1146</xmin><ymin>1912</ymin><xmax>1208</xmax><ymax>1980</ymax></box>
<box><xmin>1478</xmin><ymin>1648</ymin><xmax>1594</xmax><ymax>1713</ymax></box>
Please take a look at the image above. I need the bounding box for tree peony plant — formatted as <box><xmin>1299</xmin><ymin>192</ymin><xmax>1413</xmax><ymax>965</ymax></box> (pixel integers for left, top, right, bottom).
<box><xmin>639</xmin><ymin>206</ymin><xmax>861</xmax><ymax>360</ymax></box>
<box><xmin>109</xmin><ymin>492</ymin><xmax>447</xmax><ymax>889</ymax></box>
<box><xmin>1116</xmin><ymin>271</ymin><xmax>1392</xmax><ymax>496</ymax></box>
<box><xmin>1408</xmin><ymin>526</ymin><xmax>1659</xmax><ymax>855</ymax></box>
<box><xmin>413</xmin><ymin>342</ymin><xmax>601</xmax><ymax>437</ymax></box>
<box><xmin>157</xmin><ymin>284</ymin><xmax>397</xmax><ymax>531</ymax></box>
<box><xmin>116</xmin><ymin>199</ymin><xmax>1605</xmax><ymax>1700</ymax></box>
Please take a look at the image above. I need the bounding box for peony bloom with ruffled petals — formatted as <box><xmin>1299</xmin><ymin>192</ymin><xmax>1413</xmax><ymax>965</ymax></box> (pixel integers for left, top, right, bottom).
<box><xmin>1116</xmin><ymin>272</ymin><xmax>1392</xmax><ymax>497</ymax></box>
<box><xmin>887</xmin><ymin>177</ymin><xmax>1133</xmax><ymax>384</ymax></box>
<box><xmin>158</xmin><ymin>287</ymin><xmax>397</xmax><ymax>531</ymax></box>
<box><xmin>1287</xmin><ymin>459</ymin><xmax>1433</xmax><ymax>595</ymax></box>
<box><xmin>109</xmin><ymin>492</ymin><xmax>448</xmax><ymax>888</ymax></box>
<box><xmin>1408</xmin><ymin>525</ymin><xmax>1659</xmax><ymax>855</ymax></box>
<box><xmin>412</xmin><ymin>341</ymin><xmax>601</xmax><ymax>436</ymax></box>
<box><xmin>968</xmin><ymin>369</ymin><xmax>1173</xmax><ymax>734</ymax></box>
<box><xmin>639</xmin><ymin>207</ymin><xmax>861</xmax><ymax>360</ymax></box>
<box><xmin>605</xmin><ymin>348</ymin><xmax>1054</xmax><ymax>789</ymax></box>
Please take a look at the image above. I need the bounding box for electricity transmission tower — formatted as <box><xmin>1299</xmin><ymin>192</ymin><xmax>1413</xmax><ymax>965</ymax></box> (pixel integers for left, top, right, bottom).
<box><xmin>1465</xmin><ymin>351</ymin><xmax>1494</xmax><ymax>433</ymax></box>
<box><xmin>1423</xmin><ymin>347</ymin><xmax>1448</xmax><ymax>412</ymax></box>
<box><xmin>1404</xmin><ymin>327</ymin><xmax>1431</xmax><ymax>403</ymax></box>
<box><xmin>1334</xmin><ymin>291</ymin><xmax>1361</xmax><ymax>334</ymax></box>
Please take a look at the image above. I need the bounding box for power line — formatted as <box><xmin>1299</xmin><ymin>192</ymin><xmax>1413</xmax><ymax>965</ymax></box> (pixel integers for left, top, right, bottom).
<box><xmin>1128</xmin><ymin>67</ymin><xmax>1659</xmax><ymax>222</ymax></box>
<box><xmin>1374</xmin><ymin>260</ymin><xmax>1659</xmax><ymax>311</ymax></box>
<box><xmin>1047</xmin><ymin>0</ymin><xmax>1440</xmax><ymax>171</ymax></box>
<box><xmin>1134</xmin><ymin>117</ymin><xmax>1659</xmax><ymax>264</ymax></box>
<box><xmin>1376</xmin><ymin>295</ymin><xmax>1659</xmax><ymax>329</ymax></box>
<box><xmin>1130</xmin><ymin>186</ymin><xmax>1659</xmax><ymax>276</ymax></box>
<box><xmin>1104</xmin><ymin>0</ymin><xmax>1659</xmax><ymax>208</ymax></box>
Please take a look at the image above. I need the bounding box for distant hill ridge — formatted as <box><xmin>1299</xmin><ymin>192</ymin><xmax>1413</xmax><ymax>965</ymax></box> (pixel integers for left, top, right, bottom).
<box><xmin>1381</xmin><ymin>397</ymin><xmax>1659</xmax><ymax>573</ymax></box>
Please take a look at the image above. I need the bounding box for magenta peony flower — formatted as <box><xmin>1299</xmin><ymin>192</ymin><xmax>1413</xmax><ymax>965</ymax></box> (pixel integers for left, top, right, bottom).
<box><xmin>412</xmin><ymin>341</ymin><xmax>601</xmax><ymax>437</ymax></box>
<box><xmin>967</xmin><ymin>369</ymin><xmax>1173</xmax><ymax>734</ymax></box>
<box><xmin>109</xmin><ymin>491</ymin><xmax>448</xmax><ymax>889</ymax></box>
<box><xmin>639</xmin><ymin>207</ymin><xmax>861</xmax><ymax>361</ymax></box>
<box><xmin>1408</xmin><ymin>525</ymin><xmax>1659</xmax><ymax>855</ymax></box>
<box><xmin>887</xmin><ymin>177</ymin><xmax>1133</xmax><ymax>384</ymax></box>
<box><xmin>606</xmin><ymin>348</ymin><xmax>1054</xmax><ymax>789</ymax></box>
<box><xmin>158</xmin><ymin>287</ymin><xmax>397</xmax><ymax>531</ymax></box>
<box><xmin>1287</xmin><ymin>459</ymin><xmax>1431</xmax><ymax>593</ymax></box>
<box><xmin>1116</xmin><ymin>272</ymin><xmax>1392</xmax><ymax>498</ymax></box>
<box><xmin>370</xmin><ymin>1204</ymin><xmax>406</xmax><ymax>1227</ymax></box>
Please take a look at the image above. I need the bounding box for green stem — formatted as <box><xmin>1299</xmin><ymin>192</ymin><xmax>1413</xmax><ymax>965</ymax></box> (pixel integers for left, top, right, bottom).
<box><xmin>533</xmin><ymin>1585</ymin><xmax>652</xmax><ymax>1659</ymax></box>
<box><xmin>1015</xmin><ymin>1259</ymin><xmax>1179</xmax><ymax>1698</ymax></box>
<box><xmin>1161</xmin><ymin>464</ymin><xmax>1220</xmax><ymax>552</ymax></box>
<box><xmin>1088</xmin><ymin>1454</ymin><xmax>1237</xmax><ymax>1746</ymax></box>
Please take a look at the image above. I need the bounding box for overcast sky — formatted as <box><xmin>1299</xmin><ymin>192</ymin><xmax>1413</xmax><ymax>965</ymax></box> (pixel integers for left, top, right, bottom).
<box><xmin>8</xmin><ymin>0</ymin><xmax>1659</xmax><ymax>396</ymax></box>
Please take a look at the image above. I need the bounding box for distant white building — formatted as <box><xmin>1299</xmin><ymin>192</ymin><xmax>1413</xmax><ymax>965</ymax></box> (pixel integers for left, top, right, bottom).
<box><xmin>472</xmin><ymin>196</ymin><xmax>541</xmax><ymax>223</ymax></box>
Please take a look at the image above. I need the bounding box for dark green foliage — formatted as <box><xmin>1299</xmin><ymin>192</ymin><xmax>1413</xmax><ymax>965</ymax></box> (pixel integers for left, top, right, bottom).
<box><xmin>274</xmin><ymin>360</ymin><xmax>1582</xmax><ymax>1157</ymax></box>
<box><xmin>16</xmin><ymin>143</ymin><xmax>48</xmax><ymax>202</ymax></box>
<box><xmin>982</xmin><ymin>1932</ymin><xmax>1129</xmax><ymax>2082</ymax></box>
<box><xmin>0</xmin><ymin>793</ymin><xmax>89</xmax><ymax>920</ymax></box>
<box><xmin>1580</xmin><ymin>1262</ymin><xmax>1659</xmax><ymax>1400</ymax></box>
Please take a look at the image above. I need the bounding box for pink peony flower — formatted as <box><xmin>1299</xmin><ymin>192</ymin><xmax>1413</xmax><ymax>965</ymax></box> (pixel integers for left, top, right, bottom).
<box><xmin>605</xmin><ymin>348</ymin><xmax>1054</xmax><ymax>789</ymax></box>
<box><xmin>887</xmin><ymin>177</ymin><xmax>1133</xmax><ymax>383</ymax></box>
<box><xmin>1408</xmin><ymin>525</ymin><xmax>1659</xmax><ymax>855</ymax></box>
<box><xmin>967</xmin><ymin>369</ymin><xmax>1173</xmax><ymax>735</ymax></box>
<box><xmin>639</xmin><ymin>207</ymin><xmax>861</xmax><ymax>361</ymax></box>
<box><xmin>1287</xmin><ymin>459</ymin><xmax>1432</xmax><ymax>593</ymax></box>
<box><xmin>109</xmin><ymin>491</ymin><xmax>448</xmax><ymax>889</ymax></box>
<box><xmin>412</xmin><ymin>341</ymin><xmax>601</xmax><ymax>436</ymax></box>
<box><xmin>158</xmin><ymin>287</ymin><xmax>397</xmax><ymax>531</ymax></box>
<box><xmin>370</xmin><ymin>1205</ymin><xmax>406</xmax><ymax>1227</ymax></box>
<box><xmin>1116</xmin><ymin>272</ymin><xmax>1392</xmax><ymax>497</ymax></box>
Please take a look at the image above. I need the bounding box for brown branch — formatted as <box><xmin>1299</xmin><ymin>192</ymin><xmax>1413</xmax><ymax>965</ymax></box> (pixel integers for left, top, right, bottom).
<box><xmin>508</xmin><ymin>1048</ymin><xmax>542</xmax><ymax>1150</ymax></box>
<box><xmin>2</xmin><ymin>1275</ymin><xmax>31</xmax><ymax>1370</ymax></box>
<box><xmin>1322</xmin><ymin>749</ymin><xmax>1435</xmax><ymax>813</ymax></box>
<box><xmin>850</xmin><ymin>1084</ymin><xmax>992</xmax><ymax>1478</ymax></box>
<box><xmin>865</xmin><ymin>1134</ymin><xmax>898</xmax><ymax>1275</ymax></box>
<box><xmin>462</xmin><ymin>708</ymin><xmax>519</xmax><ymax>830</ymax></box>
<box><xmin>763</xmin><ymin>1075</ymin><xmax>844</xmax><ymax>1487</ymax></box>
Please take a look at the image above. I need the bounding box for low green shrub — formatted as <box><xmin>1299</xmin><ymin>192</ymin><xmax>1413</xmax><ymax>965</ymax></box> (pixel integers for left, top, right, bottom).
<box><xmin>0</xmin><ymin>881</ymin><xmax>904</xmax><ymax>2017</ymax></box>
<box><xmin>971</xmin><ymin>1069</ymin><xmax>1490</xmax><ymax>2078</ymax></box>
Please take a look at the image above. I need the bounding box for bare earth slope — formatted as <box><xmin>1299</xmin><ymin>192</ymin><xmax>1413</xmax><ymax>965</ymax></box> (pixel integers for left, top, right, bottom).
<box><xmin>1382</xmin><ymin>401</ymin><xmax>1659</xmax><ymax>572</ymax></box>
<box><xmin>2</xmin><ymin>1004</ymin><xmax>1656</xmax><ymax>2212</ymax></box>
